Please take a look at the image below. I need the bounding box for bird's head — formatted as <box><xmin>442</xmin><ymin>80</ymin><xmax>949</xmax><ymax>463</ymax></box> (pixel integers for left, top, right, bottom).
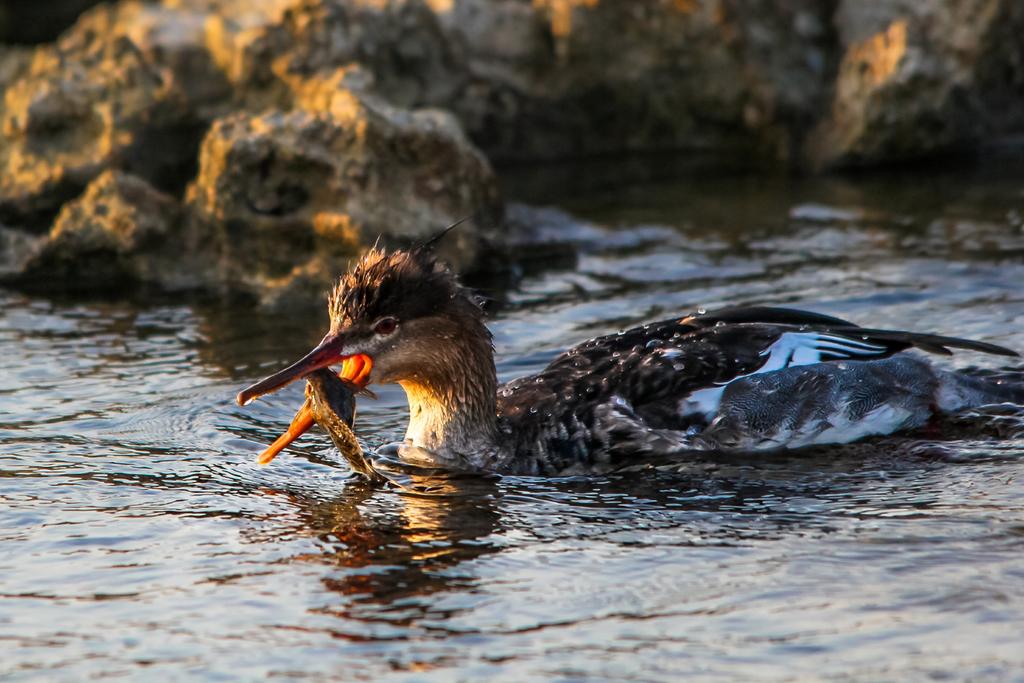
<box><xmin>236</xmin><ymin>245</ymin><xmax>489</xmax><ymax>406</ymax></box>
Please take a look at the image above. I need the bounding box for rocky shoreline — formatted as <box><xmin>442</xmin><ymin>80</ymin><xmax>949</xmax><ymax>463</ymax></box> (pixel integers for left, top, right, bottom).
<box><xmin>1</xmin><ymin>0</ymin><xmax>1022</xmax><ymax>305</ymax></box>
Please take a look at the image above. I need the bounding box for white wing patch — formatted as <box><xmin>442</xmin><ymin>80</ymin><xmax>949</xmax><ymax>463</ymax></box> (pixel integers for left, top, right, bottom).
<box><xmin>678</xmin><ymin>332</ymin><xmax>889</xmax><ymax>420</ymax></box>
<box><xmin>757</xmin><ymin>331</ymin><xmax>889</xmax><ymax>369</ymax></box>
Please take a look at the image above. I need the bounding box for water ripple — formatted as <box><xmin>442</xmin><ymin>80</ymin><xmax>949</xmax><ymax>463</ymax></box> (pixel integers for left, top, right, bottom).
<box><xmin>4</xmin><ymin>166</ymin><xmax>1024</xmax><ymax>680</ymax></box>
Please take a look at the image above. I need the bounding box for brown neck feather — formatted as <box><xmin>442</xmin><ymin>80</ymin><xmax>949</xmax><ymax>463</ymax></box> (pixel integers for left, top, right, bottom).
<box><xmin>398</xmin><ymin>315</ymin><xmax>498</xmax><ymax>455</ymax></box>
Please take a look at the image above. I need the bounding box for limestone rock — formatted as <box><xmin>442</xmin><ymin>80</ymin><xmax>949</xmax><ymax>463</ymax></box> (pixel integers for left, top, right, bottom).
<box><xmin>193</xmin><ymin>0</ymin><xmax>835</xmax><ymax>162</ymax></box>
<box><xmin>201</xmin><ymin>0</ymin><xmax>459</xmax><ymax>109</ymax></box>
<box><xmin>811</xmin><ymin>0</ymin><xmax>1024</xmax><ymax>166</ymax></box>
<box><xmin>0</xmin><ymin>1</ymin><xmax>229</xmax><ymax>227</ymax></box>
<box><xmin>435</xmin><ymin>0</ymin><xmax>833</xmax><ymax>162</ymax></box>
<box><xmin>0</xmin><ymin>226</ymin><xmax>46</xmax><ymax>279</ymax></box>
<box><xmin>6</xmin><ymin>0</ymin><xmax>1024</xmax><ymax>302</ymax></box>
<box><xmin>16</xmin><ymin>170</ymin><xmax>194</xmax><ymax>288</ymax></box>
<box><xmin>186</xmin><ymin>92</ymin><xmax>503</xmax><ymax>295</ymax></box>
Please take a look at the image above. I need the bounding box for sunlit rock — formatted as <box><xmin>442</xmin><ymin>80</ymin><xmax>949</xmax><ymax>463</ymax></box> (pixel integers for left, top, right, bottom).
<box><xmin>810</xmin><ymin>0</ymin><xmax>1024</xmax><ymax>167</ymax></box>
<box><xmin>439</xmin><ymin>0</ymin><xmax>832</xmax><ymax>162</ymax></box>
<box><xmin>15</xmin><ymin>170</ymin><xmax>202</xmax><ymax>289</ymax></box>
<box><xmin>152</xmin><ymin>0</ymin><xmax>835</xmax><ymax>162</ymax></box>
<box><xmin>5</xmin><ymin>0</ymin><xmax>1024</xmax><ymax>299</ymax></box>
<box><xmin>0</xmin><ymin>2</ymin><xmax>230</xmax><ymax>228</ymax></box>
<box><xmin>201</xmin><ymin>0</ymin><xmax>459</xmax><ymax>110</ymax></box>
<box><xmin>185</xmin><ymin>91</ymin><xmax>502</xmax><ymax>300</ymax></box>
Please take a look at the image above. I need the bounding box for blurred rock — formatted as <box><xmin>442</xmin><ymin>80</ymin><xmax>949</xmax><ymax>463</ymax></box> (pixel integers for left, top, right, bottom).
<box><xmin>186</xmin><ymin>92</ymin><xmax>502</xmax><ymax>303</ymax></box>
<box><xmin>810</xmin><ymin>0</ymin><xmax>1024</xmax><ymax>166</ymax></box>
<box><xmin>161</xmin><ymin>0</ymin><xmax>835</xmax><ymax>162</ymax></box>
<box><xmin>0</xmin><ymin>35</ymin><xmax>166</xmax><ymax>227</ymax></box>
<box><xmin>0</xmin><ymin>225</ymin><xmax>45</xmax><ymax>279</ymax></box>
<box><xmin>439</xmin><ymin>0</ymin><xmax>834</xmax><ymax>163</ymax></box>
<box><xmin>201</xmin><ymin>0</ymin><xmax>459</xmax><ymax>110</ymax></box>
<box><xmin>15</xmin><ymin>170</ymin><xmax>200</xmax><ymax>289</ymax></box>
<box><xmin>4</xmin><ymin>0</ymin><xmax>1024</xmax><ymax>299</ymax></box>
<box><xmin>0</xmin><ymin>2</ymin><xmax>229</xmax><ymax>228</ymax></box>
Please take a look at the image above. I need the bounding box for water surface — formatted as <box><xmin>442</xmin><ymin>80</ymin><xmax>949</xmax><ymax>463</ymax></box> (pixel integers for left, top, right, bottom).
<box><xmin>3</xmin><ymin>160</ymin><xmax>1024</xmax><ymax>680</ymax></box>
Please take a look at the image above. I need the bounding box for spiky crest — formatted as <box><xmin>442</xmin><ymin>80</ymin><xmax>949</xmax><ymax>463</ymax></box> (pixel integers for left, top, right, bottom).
<box><xmin>327</xmin><ymin>246</ymin><xmax>483</xmax><ymax>330</ymax></box>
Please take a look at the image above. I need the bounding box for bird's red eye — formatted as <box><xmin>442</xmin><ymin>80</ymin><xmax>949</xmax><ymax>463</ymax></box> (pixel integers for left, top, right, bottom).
<box><xmin>373</xmin><ymin>317</ymin><xmax>397</xmax><ymax>335</ymax></box>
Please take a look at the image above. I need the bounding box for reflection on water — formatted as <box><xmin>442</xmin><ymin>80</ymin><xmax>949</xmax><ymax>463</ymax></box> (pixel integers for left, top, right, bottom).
<box><xmin>3</xmin><ymin>162</ymin><xmax>1024</xmax><ymax>680</ymax></box>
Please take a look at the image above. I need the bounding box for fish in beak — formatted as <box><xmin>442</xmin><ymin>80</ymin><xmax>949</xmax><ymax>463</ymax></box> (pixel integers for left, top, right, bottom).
<box><xmin>295</xmin><ymin>368</ymin><xmax>383</xmax><ymax>482</ymax></box>
<box><xmin>237</xmin><ymin>341</ymin><xmax>374</xmax><ymax>464</ymax></box>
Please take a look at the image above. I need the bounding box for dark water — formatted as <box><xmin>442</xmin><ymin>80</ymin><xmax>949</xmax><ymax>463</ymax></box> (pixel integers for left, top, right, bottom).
<box><xmin>4</xmin><ymin>161</ymin><xmax>1024</xmax><ymax>680</ymax></box>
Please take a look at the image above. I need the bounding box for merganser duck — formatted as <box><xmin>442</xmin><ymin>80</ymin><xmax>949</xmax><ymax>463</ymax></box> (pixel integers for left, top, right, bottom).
<box><xmin>237</xmin><ymin>246</ymin><xmax>1022</xmax><ymax>476</ymax></box>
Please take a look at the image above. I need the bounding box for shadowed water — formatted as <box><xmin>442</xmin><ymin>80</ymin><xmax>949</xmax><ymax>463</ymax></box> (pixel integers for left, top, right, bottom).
<box><xmin>3</xmin><ymin>160</ymin><xmax>1024</xmax><ymax>680</ymax></box>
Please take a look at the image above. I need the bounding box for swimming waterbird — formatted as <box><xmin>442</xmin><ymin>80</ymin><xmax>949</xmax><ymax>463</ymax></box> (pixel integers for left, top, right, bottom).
<box><xmin>239</xmin><ymin>246</ymin><xmax>1023</xmax><ymax>476</ymax></box>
